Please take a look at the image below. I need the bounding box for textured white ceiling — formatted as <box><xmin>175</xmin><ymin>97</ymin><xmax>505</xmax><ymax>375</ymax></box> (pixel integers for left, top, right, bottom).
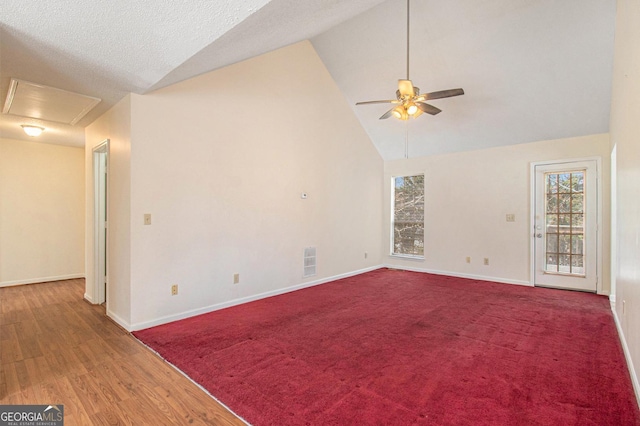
<box><xmin>0</xmin><ymin>0</ymin><xmax>615</xmax><ymax>159</ymax></box>
<box><xmin>0</xmin><ymin>0</ymin><xmax>385</xmax><ymax>146</ymax></box>
<box><xmin>149</xmin><ymin>0</ymin><xmax>390</xmax><ymax>92</ymax></box>
<box><xmin>0</xmin><ymin>0</ymin><xmax>271</xmax><ymax>145</ymax></box>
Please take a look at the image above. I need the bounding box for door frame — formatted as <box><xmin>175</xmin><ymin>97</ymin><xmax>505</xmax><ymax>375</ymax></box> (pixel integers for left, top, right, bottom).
<box><xmin>92</xmin><ymin>140</ymin><xmax>109</xmax><ymax>305</ymax></box>
<box><xmin>610</xmin><ymin>145</ymin><xmax>617</xmax><ymax>300</ymax></box>
<box><xmin>529</xmin><ymin>157</ymin><xmax>603</xmax><ymax>293</ymax></box>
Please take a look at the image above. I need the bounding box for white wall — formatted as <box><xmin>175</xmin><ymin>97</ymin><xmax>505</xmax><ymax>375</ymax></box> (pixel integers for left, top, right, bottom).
<box><xmin>384</xmin><ymin>134</ymin><xmax>611</xmax><ymax>292</ymax></box>
<box><xmin>85</xmin><ymin>95</ymin><xmax>132</xmax><ymax>326</ymax></box>
<box><xmin>123</xmin><ymin>41</ymin><xmax>383</xmax><ymax>329</ymax></box>
<box><xmin>610</xmin><ymin>0</ymin><xmax>640</xmax><ymax>399</ymax></box>
<box><xmin>0</xmin><ymin>138</ymin><xmax>84</xmax><ymax>286</ymax></box>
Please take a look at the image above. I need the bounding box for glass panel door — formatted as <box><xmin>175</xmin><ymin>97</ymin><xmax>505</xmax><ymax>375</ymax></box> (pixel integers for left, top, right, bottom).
<box><xmin>533</xmin><ymin>160</ymin><xmax>597</xmax><ymax>292</ymax></box>
<box><xmin>544</xmin><ymin>171</ymin><xmax>585</xmax><ymax>275</ymax></box>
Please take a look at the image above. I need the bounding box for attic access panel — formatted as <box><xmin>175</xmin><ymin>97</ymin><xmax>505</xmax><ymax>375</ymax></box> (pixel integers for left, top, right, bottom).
<box><xmin>3</xmin><ymin>78</ymin><xmax>101</xmax><ymax>125</ymax></box>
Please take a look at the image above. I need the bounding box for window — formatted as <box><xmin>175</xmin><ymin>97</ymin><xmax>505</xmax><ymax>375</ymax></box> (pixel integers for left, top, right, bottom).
<box><xmin>392</xmin><ymin>174</ymin><xmax>424</xmax><ymax>257</ymax></box>
<box><xmin>544</xmin><ymin>171</ymin><xmax>585</xmax><ymax>275</ymax></box>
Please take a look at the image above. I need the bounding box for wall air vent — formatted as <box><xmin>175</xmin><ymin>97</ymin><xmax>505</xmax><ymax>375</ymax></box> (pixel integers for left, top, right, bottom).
<box><xmin>3</xmin><ymin>78</ymin><xmax>101</xmax><ymax>125</ymax></box>
<box><xmin>303</xmin><ymin>247</ymin><xmax>317</xmax><ymax>278</ymax></box>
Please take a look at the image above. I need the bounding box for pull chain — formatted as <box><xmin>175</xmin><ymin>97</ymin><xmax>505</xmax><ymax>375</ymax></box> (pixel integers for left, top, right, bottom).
<box><xmin>405</xmin><ymin>121</ymin><xmax>409</xmax><ymax>159</ymax></box>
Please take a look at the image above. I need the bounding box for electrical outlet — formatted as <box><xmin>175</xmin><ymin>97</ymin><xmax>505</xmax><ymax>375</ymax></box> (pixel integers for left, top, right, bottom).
<box><xmin>144</xmin><ymin>214</ymin><xmax>152</xmax><ymax>225</ymax></box>
<box><xmin>506</xmin><ymin>214</ymin><xmax>515</xmax><ymax>222</ymax></box>
<box><xmin>484</xmin><ymin>258</ymin><xmax>489</xmax><ymax>266</ymax></box>
<box><xmin>233</xmin><ymin>273</ymin><xmax>240</xmax><ymax>284</ymax></box>
<box><xmin>171</xmin><ymin>284</ymin><xmax>178</xmax><ymax>295</ymax></box>
<box><xmin>466</xmin><ymin>256</ymin><xmax>471</xmax><ymax>264</ymax></box>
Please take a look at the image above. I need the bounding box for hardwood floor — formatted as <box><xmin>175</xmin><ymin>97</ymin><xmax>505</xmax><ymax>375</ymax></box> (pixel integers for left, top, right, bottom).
<box><xmin>0</xmin><ymin>279</ymin><xmax>246</xmax><ymax>425</ymax></box>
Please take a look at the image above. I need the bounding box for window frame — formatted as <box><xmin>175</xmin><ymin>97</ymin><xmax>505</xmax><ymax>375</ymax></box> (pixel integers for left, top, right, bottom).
<box><xmin>390</xmin><ymin>174</ymin><xmax>425</xmax><ymax>260</ymax></box>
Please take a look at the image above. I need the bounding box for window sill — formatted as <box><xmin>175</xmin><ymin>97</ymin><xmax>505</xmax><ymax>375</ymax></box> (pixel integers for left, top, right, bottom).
<box><xmin>389</xmin><ymin>254</ymin><xmax>425</xmax><ymax>261</ymax></box>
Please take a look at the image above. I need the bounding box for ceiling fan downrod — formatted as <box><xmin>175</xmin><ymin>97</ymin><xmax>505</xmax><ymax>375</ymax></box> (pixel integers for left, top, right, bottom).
<box><xmin>406</xmin><ymin>0</ymin><xmax>410</xmax><ymax>81</ymax></box>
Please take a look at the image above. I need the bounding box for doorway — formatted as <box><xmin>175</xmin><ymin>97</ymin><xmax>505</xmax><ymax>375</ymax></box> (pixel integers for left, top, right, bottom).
<box><xmin>93</xmin><ymin>140</ymin><xmax>108</xmax><ymax>305</ymax></box>
<box><xmin>532</xmin><ymin>159</ymin><xmax>600</xmax><ymax>292</ymax></box>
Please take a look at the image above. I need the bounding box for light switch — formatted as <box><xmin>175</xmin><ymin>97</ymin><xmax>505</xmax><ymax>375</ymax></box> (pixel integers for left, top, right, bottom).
<box><xmin>144</xmin><ymin>214</ymin><xmax>151</xmax><ymax>225</ymax></box>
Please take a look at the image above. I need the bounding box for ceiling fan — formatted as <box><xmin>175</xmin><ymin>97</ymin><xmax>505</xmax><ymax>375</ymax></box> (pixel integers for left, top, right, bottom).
<box><xmin>356</xmin><ymin>0</ymin><xmax>464</xmax><ymax>120</ymax></box>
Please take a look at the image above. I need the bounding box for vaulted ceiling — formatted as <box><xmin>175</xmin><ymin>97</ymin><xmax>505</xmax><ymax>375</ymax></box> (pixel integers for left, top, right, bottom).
<box><xmin>0</xmin><ymin>0</ymin><xmax>615</xmax><ymax>160</ymax></box>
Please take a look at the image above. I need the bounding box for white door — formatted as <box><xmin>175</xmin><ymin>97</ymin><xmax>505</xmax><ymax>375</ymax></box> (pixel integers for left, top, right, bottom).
<box><xmin>533</xmin><ymin>160</ymin><xmax>598</xmax><ymax>292</ymax></box>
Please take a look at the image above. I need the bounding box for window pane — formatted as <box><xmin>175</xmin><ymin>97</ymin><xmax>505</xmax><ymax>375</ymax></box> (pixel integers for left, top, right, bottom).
<box><xmin>558</xmin><ymin>173</ymin><xmax>571</xmax><ymax>193</ymax></box>
<box><xmin>546</xmin><ymin>194</ymin><xmax>558</xmax><ymax>213</ymax></box>
<box><xmin>558</xmin><ymin>214</ymin><xmax>571</xmax><ymax>233</ymax></box>
<box><xmin>546</xmin><ymin>214</ymin><xmax>558</xmax><ymax>234</ymax></box>
<box><xmin>571</xmin><ymin>255</ymin><xmax>584</xmax><ymax>274</ymax></box>
<box><xmin>571</xmin><ymin>235</ymin><xmax>584</xmax><ymax>255</ymax></box>
<box><xmin>546</xmin><ymin>234</ymin><xmax>558</xmax><ymax>253</ymax></box>
<box><xmin>571</xmin><ymin>172</ymin><xmax>584</xmax><ymax>193</ymax></box>
<box><xmin>559</xmin><ymin>194</ymin><xmax>571</xmax><ymax>213</ymax></box>
<box><xmin>392</xmin><ymin>175</ymin><xmax>424</xmax><ymax>256</ymax></box>
<box><xmin>547</xmin><ymin>174</ymin><xmax>558</xmax><ymax>194</ymax></box>
<box><xmin>573</xmin><ymin>213</ymin><xmax>584</xmax><ymax>229</ymax></box>
<box><xmin>559</xmin><ymin>254</ymin><xmax>571</xmax><ymax>273</ymax></box>
<box><xmin>559</xmin><ymin>235</ymin><xmax>571</xmax><ymax>254</ymax></box>
<box><xmin>571</xmin><ymin>194</ymin><xmax>583</xmax><ymax>213</ymax></box>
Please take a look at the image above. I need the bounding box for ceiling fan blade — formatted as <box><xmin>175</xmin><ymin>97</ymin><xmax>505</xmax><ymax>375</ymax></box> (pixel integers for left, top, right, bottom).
<box><xmin>398</xmin><ymin>79</ymin><xmax>415</xmax><ymax>97</ymax></box>
<box><xmin>356</xmin><ymin>100</ymin><xmax>399</xmax><ymax>105</ymax></box>
<box><xmin>418</xmin><ymin>88</ymin><xmax>465</xmax><ymax>101</ymax></box>
<box><xmin>417</xmin><ymin>102</ymin><xmax>442</xmax><ymax>115</ymax></box>
<box><xmin>379</xmin><ymin>108</ymin><xmax>396</xmax><ymax>119</ymax></box>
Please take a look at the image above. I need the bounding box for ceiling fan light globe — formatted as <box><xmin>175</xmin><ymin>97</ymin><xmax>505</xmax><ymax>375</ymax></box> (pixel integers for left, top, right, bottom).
<box><xmin>407</xmin><ymin>104</ymin><xmax>419</xmax><ymax>115</ymax></box>
<box><xmin>392</xmin><ymin>106</ymin><xmax>409</xmax><ymax>120</ymax></box>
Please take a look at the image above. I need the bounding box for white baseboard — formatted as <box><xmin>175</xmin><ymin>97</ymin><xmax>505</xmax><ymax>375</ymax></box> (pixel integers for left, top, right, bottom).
<box><xmin>83</xmin><ymin>296</ymin><xmax>132</xmax><ymax>332</ymax></box>
<box><xmin>611</xmin><ymin>301</ymin><xmax>640</xmax><ymax>409</ymax></box>
<box><xmin>1</xmin><ymin>273</ymin><xmax>85</xmax><ymax>288</ymax></box>
<box><xmin>382</xmin><ymin>264</ymin><xmax>532</xmax><ymax>287</ymax></box>
<box><xmin>107</xmin><ymin>309</ymin><xmax>132</xmax><ymax>332</ymax></box>
<box><xmin>130</xmin><ymin>265</ymin><xmax>384</xmax><ymax>331</ymax></box>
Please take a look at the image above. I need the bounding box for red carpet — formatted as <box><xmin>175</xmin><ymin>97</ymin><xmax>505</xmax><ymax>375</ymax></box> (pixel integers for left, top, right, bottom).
<box><xmin>134</xmin><ymin>269</ymin><xmax>640</xmax><ymax>425</ymax></box>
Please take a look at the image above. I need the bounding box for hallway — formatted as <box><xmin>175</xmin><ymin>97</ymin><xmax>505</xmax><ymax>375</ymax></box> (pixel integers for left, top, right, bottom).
<box><xmin>0</xmin><ymin>279</ymin><xmax>245</xmax><ymax>425</ymax></box>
